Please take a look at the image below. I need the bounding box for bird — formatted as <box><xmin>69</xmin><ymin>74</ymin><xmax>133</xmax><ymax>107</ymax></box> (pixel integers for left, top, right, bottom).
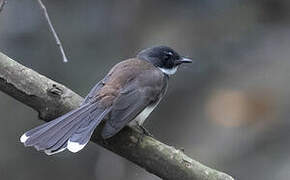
<box><xmin>20</xmin><ymin>45</ymin><xmax>192</xmax><ymax>155</ymax></box>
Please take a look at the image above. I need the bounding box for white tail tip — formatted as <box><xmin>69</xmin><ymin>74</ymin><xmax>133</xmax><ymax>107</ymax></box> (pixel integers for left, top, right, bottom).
<box><xmin>44</xmin><ymin>147</ymin><xmax>66</xmax><ymax>155</ymax></box>
<box><xmin>67</xmin><ymin>140</ymin><xmax>86</xmax><ymax>153</ymax></box>
<box><xmin>20</xmin><ymin>134</ymin><xmax>29</xmax><ymax>143</ymax></box>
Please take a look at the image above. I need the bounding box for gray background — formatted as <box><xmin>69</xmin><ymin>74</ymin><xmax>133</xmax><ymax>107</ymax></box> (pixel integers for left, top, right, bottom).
<box><xmin>1</xmin><ymin>0</ymin><xmax>290</xmax><ymax>179</ymax></box>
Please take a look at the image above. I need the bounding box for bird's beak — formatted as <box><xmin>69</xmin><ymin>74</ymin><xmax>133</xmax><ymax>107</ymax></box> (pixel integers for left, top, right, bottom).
<box><xmin>180</xmin><ymin>57</ymin><xmax>193</xmax><ymax>63</ymax></box>
<box><xmin>175</xmin><ymin>57</ymin><xmax>193</xmax><ymax>65</ymax></box>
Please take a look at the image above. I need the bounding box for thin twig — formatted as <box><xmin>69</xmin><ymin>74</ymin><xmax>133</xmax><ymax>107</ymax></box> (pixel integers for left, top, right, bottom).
<box><xmin>0</xmin><ymin>0</ymin><xmax>7</xmax><ymax>13</ymax></box>
<box><xmin>37</xmin><ymin>0</ymin><xmax>69</xmax><ymax>63</ymax></box>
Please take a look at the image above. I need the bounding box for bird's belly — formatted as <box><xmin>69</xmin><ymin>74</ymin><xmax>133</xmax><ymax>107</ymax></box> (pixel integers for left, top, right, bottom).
<box><xmin>128</xmin><ymin>104</ymin><xmax>157</xmax><ymax>127</ymax></box>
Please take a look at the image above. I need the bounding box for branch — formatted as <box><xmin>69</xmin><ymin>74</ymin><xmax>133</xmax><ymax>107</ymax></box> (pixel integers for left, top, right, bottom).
<box><xmin>37</xmin><ymin>0</ymin><xmax>69</xmax><ymax>63</ymax></box>
<box><xmin>0</xmin><ymin>52</ymin><xmax>234</xmax><ymax>180</ymax></box>
<box><xmin>0</xmin><ymin>0</ymin><xmax>7</xmax><ymax>13</ymax></box>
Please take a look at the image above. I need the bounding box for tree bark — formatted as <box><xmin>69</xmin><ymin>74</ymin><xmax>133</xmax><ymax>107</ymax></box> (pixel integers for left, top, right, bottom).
<box><xmin>0</xmin><ymin>52</ymin><xmax>234</xmax><ymax>180</ymax></box>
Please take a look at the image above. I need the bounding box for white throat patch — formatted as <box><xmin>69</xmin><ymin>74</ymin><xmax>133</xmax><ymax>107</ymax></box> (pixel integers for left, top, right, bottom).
<box><xmin>158</xmin><ymin>66</ymin><xmax>178</xmax><ymax>75</ymax></box>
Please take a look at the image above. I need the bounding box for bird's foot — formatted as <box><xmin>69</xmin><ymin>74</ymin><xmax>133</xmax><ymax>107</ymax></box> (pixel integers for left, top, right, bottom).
<box><xmin>138</xmin><ymin>124</ymin><xmax>154</xmax><ymax>138</ymax></box>
<box><xmin>101</xmin><ymin>138</ymin><xmax>109</xmax><ymax>146</ymax></box>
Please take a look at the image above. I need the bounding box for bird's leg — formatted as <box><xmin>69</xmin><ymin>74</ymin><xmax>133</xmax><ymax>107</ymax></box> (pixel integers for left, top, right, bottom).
<box><xmin>134</xmin><ymin>124</ymin><xmax>152</xmax><ymax>146</ymax></box>
<box><xmin>102</xmin><ymin>138</ymin><xmax>109</xmax><ymax>146</ymax></box>
<box><xmin>129</xmin><ymin>123</ymin><xmax>154</xmax><ymax>145</ymax></box>
<box><xmin>137</xmin><ymin>124</ymin><xmax>154</xmax><ymax>138</ymax></box>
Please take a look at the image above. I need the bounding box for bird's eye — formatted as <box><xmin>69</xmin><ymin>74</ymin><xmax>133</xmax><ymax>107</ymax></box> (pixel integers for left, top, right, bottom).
<box><xmin>164</xmin><ymin>55</ymin><xmax>170</xmax><ymax>60</ymax></box>
<box><xmin>164</xmin><ymin>51</ymin><xmax>173</xmax><ymax>60</ymax></box>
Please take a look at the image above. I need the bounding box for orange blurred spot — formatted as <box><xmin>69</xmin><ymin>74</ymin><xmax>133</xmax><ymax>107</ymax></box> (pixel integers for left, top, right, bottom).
<box><xmin>205</xmin><ymin>89</ymin><xmax>275</xmax><ymax>127</ymax></box>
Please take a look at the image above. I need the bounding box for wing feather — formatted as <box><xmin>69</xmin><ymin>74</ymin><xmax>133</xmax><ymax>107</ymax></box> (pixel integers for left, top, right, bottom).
<box><xmin>101</xmin><ymin>86</ymin><xmax>154</xmax><ymax>139</ymax></box>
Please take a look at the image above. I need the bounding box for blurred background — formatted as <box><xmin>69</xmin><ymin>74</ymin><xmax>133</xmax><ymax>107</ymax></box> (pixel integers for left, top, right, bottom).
<box><xmin>1</xmin><ymin>0</ymin><xmax>290</xmax><ymax>179</ymax></box>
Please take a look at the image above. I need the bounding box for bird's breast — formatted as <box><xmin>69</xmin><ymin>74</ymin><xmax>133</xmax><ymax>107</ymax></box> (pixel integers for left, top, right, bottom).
<box><xmin>128</xmin><ymin>102</ymin><xmax>158</xmax><ymax>127</ymax></box>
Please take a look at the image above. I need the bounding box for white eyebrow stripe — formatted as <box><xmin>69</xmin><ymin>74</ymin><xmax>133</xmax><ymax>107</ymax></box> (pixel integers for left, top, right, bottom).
<box><xmin>164</xmin><ymin>51</ymin><xmax>173</xmax><ymax>56</ymax></box>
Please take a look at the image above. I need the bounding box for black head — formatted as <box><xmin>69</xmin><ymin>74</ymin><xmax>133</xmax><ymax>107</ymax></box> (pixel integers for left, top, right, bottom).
<box><xmin>137</xmin><ymin>46</ymin><xmax>192</xmax><ymax>75</ymax></box>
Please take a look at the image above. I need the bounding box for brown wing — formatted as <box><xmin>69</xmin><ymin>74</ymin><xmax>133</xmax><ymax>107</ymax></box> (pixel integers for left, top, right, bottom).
<box><xmin>81</xmin><ymin>76</ymin><xmax>108</xmax><ymax>105</ymax></box>
<box><xmin>101</xmin><ymin>67</ymin><xmax>167</xmax><ymax>139</ymax></box>
<box><xmin>81</xmin><ymin>58</ymin><xmax>166</xmax><ymax>139</ymax></box>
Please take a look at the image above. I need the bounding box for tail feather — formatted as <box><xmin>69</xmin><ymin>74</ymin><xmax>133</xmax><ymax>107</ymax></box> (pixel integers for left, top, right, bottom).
<box><xmin>23</xmin><ymin>104</ymin><xmax>91</xmax><ymax>148</ymax></box>
<box><xmin>22</xmin><ymin>103</ymin><xmax>90</xmax><ymax>139</ymax></box>
<box><xmin>20</xmin><ymin>103</ymin><xmax>110</xmax><ymax>155</ymax></box>
<box><xmin>41</xmin><ymin>110</ymin><xmax>91</xmax><ymax>151</ymax></box>
<box><xmin>33</xmin><ymin>112</ymin><xmax>88</xmax><ymax>151</ymax></box>
<box><xmin>67</xmin><ymin>108</ymin><xmax>111</xmax><ymax>153</ymax></box>
<box><xmin>44</xmin><ymin>141</ymin><xmax>67</xmax><ymax>155</ymax></box>
<box><xmin>43</xmin><ymin>116</ymin><xmax>87</xmax><ymax>153</ymax></box>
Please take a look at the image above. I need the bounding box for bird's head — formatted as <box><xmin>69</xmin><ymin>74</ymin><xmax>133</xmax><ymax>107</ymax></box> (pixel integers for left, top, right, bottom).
<box><xmin>137</xmin><ymin>45</ymin><xmax>192</xmax><ymax>75</ymax></box>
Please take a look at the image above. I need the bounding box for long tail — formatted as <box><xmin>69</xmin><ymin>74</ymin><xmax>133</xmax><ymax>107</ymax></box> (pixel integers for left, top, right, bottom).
<box><xmin>20</xmin><ymin>103</ymin><xmax>110</xmax><ymax>155</ymax></box>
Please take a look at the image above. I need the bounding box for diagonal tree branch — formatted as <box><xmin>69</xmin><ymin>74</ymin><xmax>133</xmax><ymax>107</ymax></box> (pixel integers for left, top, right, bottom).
<box><xmin>0</xmin><ymin>51</ymin><xmax>234</xmax><ymax>180</ymax></box>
